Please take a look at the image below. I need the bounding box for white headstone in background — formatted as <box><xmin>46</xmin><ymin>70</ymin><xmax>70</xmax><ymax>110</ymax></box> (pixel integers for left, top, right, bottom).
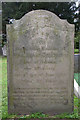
<box><xmin>2</xmin><ymin>45</ymin><xmax>7</xmax><ymax>56</ymax></box>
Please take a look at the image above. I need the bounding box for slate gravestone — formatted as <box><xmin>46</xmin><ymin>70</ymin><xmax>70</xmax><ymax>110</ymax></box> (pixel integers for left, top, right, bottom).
<box><xmin>74</xmin><ymin>54</ymin><xmax>80</xmax><ymax>73</ymax></box>
<box><xmin>0</xmin><ymin>46</ymin><xmax>3</xmax><ymax>56</ymax></box>
<box><xmin>7</xmin><ymin>10</ymin><xmax>74</xmax><ymax>115</ymax></box>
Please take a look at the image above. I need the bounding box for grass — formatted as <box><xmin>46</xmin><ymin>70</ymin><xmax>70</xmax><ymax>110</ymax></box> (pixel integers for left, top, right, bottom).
<box><xmin>74</xmin><ymin>49</ymin><xmax>79</xmax><ymax>53</ymax></box>
<box><xmin>0</xmin><ymin>57</ymin><xmax>80</xmax><ymax>119</ymax></box>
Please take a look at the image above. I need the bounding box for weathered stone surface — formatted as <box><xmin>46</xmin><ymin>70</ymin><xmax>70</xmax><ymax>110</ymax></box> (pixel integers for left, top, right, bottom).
<box><xmin>7</xmin><ymin>10</ymin><xmax>74</xmax><ymax>115</ymax></box>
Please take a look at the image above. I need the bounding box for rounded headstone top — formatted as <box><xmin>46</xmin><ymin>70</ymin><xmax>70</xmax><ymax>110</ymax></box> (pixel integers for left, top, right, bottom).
<box><xmin>7</xmin><ymin>10</ymin><xmax>74</xmax><ymax>32</ymax></box>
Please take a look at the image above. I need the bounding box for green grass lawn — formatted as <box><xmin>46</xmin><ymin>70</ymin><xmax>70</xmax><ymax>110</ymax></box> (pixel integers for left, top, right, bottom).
<box><xmin>0</xmin><ymin>57</ymin><xmax>80</xmax><ymax>119</ymax></box>
<box><xmin>74</xmin><ymin>49</ymin><xmax>79</xmax><ymax>53</ymax></box>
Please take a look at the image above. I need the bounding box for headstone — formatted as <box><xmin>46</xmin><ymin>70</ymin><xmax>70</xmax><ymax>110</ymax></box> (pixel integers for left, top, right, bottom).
<box><xmin>0</xmin><ymin>46</ymin><xmax>3</xmax><ymax>56</ymax></box>
<box><xmin>74</xmin><ymin>54</ymin><xmax>80</xmax><ymax>73</ymax></box>
<box><xmin>2</xmin><ymin>45</ymin><xmax>7</xmax><ymax>56</ymax></box>
<box><xmin>7</xmin><ymin>10</ymin><xmax>74</xmax><ymax>115</ymax></box>
<box><xmin>74</xmin><ymin>79</ymin><xmax>80</xmax><ymax>98</ymax></box>
<box><xmin>0</xmin><ymin>33</ymin><xmax>3</xmax><ymax>56</ymax></box>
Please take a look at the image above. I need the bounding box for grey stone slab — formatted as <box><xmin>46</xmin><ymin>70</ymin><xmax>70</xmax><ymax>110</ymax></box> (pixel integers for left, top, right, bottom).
<box><xmin>6</xmin><ymin>10</ymin><xmax>74</xmax><ymax>115</ymax></box>
<box><xmin>74</xmin><ymin>54</ymin><xmax>80</xmax><ymax>73</ymax></box>
<box><xmin>0</xmin><ymin>46</ymin><xmax>2</xmax><ymax>56</ymax></box>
